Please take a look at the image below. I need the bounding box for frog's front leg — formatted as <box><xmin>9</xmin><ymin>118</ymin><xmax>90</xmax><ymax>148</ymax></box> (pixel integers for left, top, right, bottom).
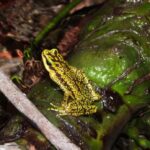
<box><xmin>49</xmin><ymin>103</ymin><xmax>68</xmax><ymax>116</ymax></box>
<box><xmin>49</xmin><ymin>93</ymin><xmax>73</xmax><ymax>116</ymax></box>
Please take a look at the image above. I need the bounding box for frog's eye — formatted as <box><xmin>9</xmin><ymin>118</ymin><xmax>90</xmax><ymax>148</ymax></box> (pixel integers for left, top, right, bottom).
<box><xmin>53</xmin><ymin>49</ymin><xmax>58</xmax><ymax>56</ymax></box>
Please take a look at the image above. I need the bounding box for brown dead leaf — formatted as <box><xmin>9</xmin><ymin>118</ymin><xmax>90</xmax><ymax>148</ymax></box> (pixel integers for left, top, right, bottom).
<box><xmin>0</xmin><ymin>50</ymin><xmax>12</xmax><ymax>59</ymax></box>
<box><xmin>57</xmin><ymin>26</ymin><xmax>80</xmax><ymax>56</ymax></box>
<box><xmin>70</xmin><ymin>0</ymin><xmax>105</xmax><ymax>13</ymax></box>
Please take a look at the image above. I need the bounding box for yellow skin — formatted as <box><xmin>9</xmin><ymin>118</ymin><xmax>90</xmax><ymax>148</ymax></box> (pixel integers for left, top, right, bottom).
<box><xmin>42</xmin><ymin>49</ymin><xmax>101</xmax><ymax>116</ymax></box>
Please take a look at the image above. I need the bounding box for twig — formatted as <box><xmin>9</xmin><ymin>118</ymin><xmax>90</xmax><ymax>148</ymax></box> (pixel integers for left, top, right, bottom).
<box><xmin>125</xmin><ymin>73</ymin><xmax>150</xmax><ymax>94</ymax></box>
<box><xmin>0</xmin><ymin>70</ymin><xmax>80</xmax><ymax>150</ymax></box>
<box><xmin>0</xmin><ymin>142</ymin><xmax>20</xmax><ymax>150</ymax></box>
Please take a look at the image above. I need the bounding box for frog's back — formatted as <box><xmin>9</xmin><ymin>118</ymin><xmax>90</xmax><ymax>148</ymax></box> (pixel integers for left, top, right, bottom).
<box><xmin>68</xmin><ymin>66</ymin><xmax>101</xmax><ymax>101</ymax></box>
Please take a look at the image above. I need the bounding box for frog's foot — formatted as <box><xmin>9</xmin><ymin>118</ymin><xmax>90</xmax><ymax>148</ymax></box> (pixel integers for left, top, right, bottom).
<box><xmin>48</xmin><ymin>103</ymin><xmax>67</xmax><ymax>116</ymax></box>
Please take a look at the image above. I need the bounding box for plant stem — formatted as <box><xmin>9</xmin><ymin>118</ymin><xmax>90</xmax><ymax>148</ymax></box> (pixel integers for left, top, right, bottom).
<box><xmin>33</xmin><ymin>0</ymin><xmax>81</xmax><ymax>47</ymax></box>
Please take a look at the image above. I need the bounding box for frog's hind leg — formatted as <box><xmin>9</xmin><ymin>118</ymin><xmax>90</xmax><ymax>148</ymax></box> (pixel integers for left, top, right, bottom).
<box><xmin>62</xmin><ymin>92</ymin><xmax>74</xmax><ymax>106</ymax></box>
<box><xmin>66</xmin><ymin>101</ymin><xmax>98</xmax><ymax>116</ymax></box>
<box><xmin>49</xmin><ymin>102</ymin><xmax>58</xmax><ymax>109</ymax></box>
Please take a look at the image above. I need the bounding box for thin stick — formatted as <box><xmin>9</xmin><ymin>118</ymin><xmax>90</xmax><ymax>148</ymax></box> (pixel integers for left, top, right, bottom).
<box><xmin>0</xmin><ymin>70</ymin><xmax>80</xmax><ymax>150</ymax></box>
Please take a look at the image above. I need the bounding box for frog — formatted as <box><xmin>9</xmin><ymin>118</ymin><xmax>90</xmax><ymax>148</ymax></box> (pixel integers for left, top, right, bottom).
<box><xmin>41</xmin><ymin>49</ymin><xmax>101</xmax><ymax>116</ymax></box>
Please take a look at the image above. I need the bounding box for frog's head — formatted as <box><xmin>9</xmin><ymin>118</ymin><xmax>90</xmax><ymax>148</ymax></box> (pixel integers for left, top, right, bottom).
<box><xmin>42</xmin><ymin>49</ymin><xmax>63</xmax><ymax>71</ymax></box>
